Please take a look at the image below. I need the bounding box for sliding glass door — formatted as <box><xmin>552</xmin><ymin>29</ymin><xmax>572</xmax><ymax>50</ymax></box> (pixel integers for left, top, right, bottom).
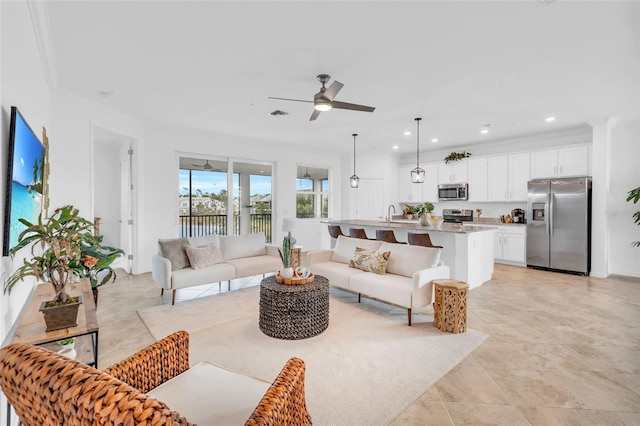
<box><xmin>179</xmin><ymin>157</ymin><xmax>273</xmax><ymax>242</ymax></box>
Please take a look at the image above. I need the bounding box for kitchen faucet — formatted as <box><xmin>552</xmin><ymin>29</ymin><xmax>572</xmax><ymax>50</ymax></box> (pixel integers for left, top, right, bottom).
<box><xmin>387</xmin><ymin>204</ymin><xmax>396</xmax><ymax>225</ymax></box>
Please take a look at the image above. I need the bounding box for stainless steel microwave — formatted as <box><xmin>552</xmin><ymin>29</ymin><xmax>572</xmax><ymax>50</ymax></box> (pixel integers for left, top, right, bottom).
<box><xmin>438</xmin><ymin>183</ymin><xmax>468</xmax><ymax>201</ymax></box>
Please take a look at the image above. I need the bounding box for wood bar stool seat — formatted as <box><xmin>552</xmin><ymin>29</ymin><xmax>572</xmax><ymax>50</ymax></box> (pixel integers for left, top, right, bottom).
<box><xmin>375</xmin><ymin>229</ymin><xmax>406</xmax><ymax>244</ymax></box>
<box><xmin>328</xmin><ymin>225</ymin><xmax>345</xmax><ymax>239</ymax></box>
<box><xmin>407</xmin><ymin>232</ymin><xmax>443</xmax><ymax>248</ymax></box>
<box><xmin>349</xmin><ymin>228</ymin><xmax>374</xmax><ymax>240</ymax></box>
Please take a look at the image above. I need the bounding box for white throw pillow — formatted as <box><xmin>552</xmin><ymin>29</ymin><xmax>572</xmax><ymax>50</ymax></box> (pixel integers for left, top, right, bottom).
<box><xmin>185</xmin><ymin>244</ymin><xmax>224</xmax><ymax>269</ymax></box>
<box><xmin>331</xmin><ymin>236</ymin><xmax>382</xmax><ymax>264</ymax></box>
<box><xmin>379</xmin><ymin>242</ymin><xmax>441</xmax><ymax>278</ymax></box>
<box><xmin>220</xmin><ymin>232</ymin><xmax>267</xmax><ymax>260</ymax></box>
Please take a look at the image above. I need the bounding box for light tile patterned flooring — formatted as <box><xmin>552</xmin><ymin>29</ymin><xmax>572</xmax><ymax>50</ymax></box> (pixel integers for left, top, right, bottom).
<box><xmin>97</xmin><ymin>264</ymin><xmax>640</xmax><ymax>425</ymax></box>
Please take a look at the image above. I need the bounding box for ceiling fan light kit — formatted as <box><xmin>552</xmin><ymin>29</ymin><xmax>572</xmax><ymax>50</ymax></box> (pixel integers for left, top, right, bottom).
<box><xmin>268</xmin><ymin>74</ymin><xmax>375</xmax><ymax>121</ymax></box>
<box><xmin>350</xmin><ymin>133</ymin><xmax>360</xmax><ymax>188</ymax></box>
<box><xmin>411</xmin><ymin>117</ymin><xmax>425</xmax><ymax>184</ymax></box>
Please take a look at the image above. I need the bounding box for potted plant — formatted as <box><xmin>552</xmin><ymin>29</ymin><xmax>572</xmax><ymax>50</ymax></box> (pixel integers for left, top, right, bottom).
<box><xmin>278</xmin><ymin>234</ymin><xmax>294</xmax><ymax>278</ymax></box>
<box><xmin>627</xmin><ymin>186</ymin><xmax>640</xmax><ymax>247</ymax></box>
<box><xmin>4</xmin><ymin>205</ymin><xmax>115</xmax><ymax>331</ymax></box>
<box><xmin>403</xmin><ymin>204</ymin><xmax>415</xmax><ymax>220</ymax></box>
<box><xmin>414</xmin><ymin>202</ymin><xmax>435</xmax><ymax>225</ymax></box>
<box><xmin>80</xmin><ymin>239</ymin><xmax>124</xmax><ymax>305</ymax></box>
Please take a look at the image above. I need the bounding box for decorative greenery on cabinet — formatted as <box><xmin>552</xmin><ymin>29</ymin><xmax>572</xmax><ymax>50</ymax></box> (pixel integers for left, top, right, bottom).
<box><xmin>444</xmin><ymin>151</ymin><xmax>472</xmax><ymax>164</ymax></box>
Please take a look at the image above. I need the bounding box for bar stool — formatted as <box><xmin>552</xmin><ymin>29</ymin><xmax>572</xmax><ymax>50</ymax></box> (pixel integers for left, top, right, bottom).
<box><xmin>375</xmin><ymin>229</ymin><xmax>406</xmax><ymax>244</ymax></box>
<box><xmin>407</xmin><ymin>232</ymin><xmax>443</xmax><ymax>248</ymax></box>
<box><xmin>328</xmin><ymin>225</ymin><xmax>345</xmax><ymax>239</ymax></box>
<box><xmin>349</xmin><ymin>228</ymin><xmax>373</xmax><ymax>240</ymax></box>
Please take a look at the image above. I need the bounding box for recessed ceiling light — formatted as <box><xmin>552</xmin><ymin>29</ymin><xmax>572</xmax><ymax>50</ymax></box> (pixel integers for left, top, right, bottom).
<box><xmin>403</xmin><ymin>131</ymin><xmax>411</xmax><ymax>136</ymax></box>
<box><xmin>392</xmin><ymin>145</ymin><xmax>399</xmax><ymax>150</ymax></box>
<box><xmin>545</xmin><ymin>116</ymin><xmax>556</xmax><ymax>122</ymax></box>
<box><xmin>480</xmin><ymin>129</ymin><xmax>489</xmax><ymax>134</ymax></box>
<box><xmin>431</xmin><ymin>138</ymin><xmax>438</xmax><ymax>143</ymax></box>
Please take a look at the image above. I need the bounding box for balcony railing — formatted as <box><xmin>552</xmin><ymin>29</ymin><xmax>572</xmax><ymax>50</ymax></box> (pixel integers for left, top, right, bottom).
<box><xmin>179</xmin><ymin>214</ymin><xmax>272</xmax><ymax>242</ymax></box>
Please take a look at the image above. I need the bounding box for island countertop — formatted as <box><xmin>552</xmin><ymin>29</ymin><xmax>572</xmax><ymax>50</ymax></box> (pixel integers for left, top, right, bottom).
<box><xmin>322</xmin><ymin>219</ymin><xmax>496</xmax><ymax>234</ymax></box>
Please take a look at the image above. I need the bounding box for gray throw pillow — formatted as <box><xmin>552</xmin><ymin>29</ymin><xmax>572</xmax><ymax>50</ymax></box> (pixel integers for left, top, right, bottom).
<box><xmin>158</xmin><ymin>238</ymin><xmax>190</xmax><ymax>271</ymax></box>
<box><xmin>185</xmin><ymin>244</ymin><xmax>224</xmax><ymax>269</ymax></box>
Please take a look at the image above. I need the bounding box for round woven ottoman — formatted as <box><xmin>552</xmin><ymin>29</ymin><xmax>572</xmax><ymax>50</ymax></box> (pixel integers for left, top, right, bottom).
<box><xmin>259</xmin><ymin>274</ymin><xmax>330</xmax><ymax>340</ymax></box>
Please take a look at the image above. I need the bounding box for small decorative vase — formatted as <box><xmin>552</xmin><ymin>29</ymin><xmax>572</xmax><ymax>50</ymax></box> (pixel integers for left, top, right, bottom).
<box><xmin>419</xmin><ymin>215</ymin><xmax>428</xmax><ymax>226</ymax></box>
<box><xmin>280</xmin><ymin>267</ymin><xmax>294</xmax><ymax>279</ymax></box>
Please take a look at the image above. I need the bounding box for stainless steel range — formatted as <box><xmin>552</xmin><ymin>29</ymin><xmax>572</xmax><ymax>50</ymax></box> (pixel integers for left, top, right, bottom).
<box><xmin>442</xmin><ymin>209</ymin><xmax>474</xmax><ymax>223</ymax></box>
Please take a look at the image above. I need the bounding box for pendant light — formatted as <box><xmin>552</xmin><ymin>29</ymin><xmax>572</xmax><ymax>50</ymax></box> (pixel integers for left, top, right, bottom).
<box><xmin>303</xmin><ymin>167</ymin><xmax>311</xmax><ymax>179</ymax></box>
<box><xmin>350</xmin><ymin>133</ymin><xmax>360</xmax><ymax>188</ymax></box>
<box><xmin>411</xmin><ymin>117</ymin><xmax>425</xmax><ymax>183</ymax></box>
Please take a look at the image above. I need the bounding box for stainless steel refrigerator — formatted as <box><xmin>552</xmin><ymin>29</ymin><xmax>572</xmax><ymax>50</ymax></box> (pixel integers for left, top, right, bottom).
<box><xmin>526</xmin><ymin>177</ymin><xmax>592</xmax><ymax>275</ymax></box>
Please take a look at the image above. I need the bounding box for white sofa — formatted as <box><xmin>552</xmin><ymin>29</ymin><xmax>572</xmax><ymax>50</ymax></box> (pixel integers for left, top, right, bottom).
<box><xmin>307</xmin><ymin>235</ymin><xmax>450</xmax><ymax>325</ymax></box>
<box><xmin>151</xmin><ymin>232</ymin><xmax>282</xmax><ymax>304</ymax></box>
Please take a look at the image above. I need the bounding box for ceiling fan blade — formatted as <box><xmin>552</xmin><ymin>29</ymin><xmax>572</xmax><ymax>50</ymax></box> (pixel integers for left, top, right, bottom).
<box><xmin>268</xmin><ymin>96</ymin><xmax>313</xmax><ymax>104</ymax></box>
<box><xmin>331</xmin><ymin>100</ymin><xmax>375</xmax><ymax>112</ymax></box>
<box><xmin>322</xmin><ymin>81</ymin><xmax>344</xmax><ymax>102</ymax></box>
<box><xmin>309</xmin><ymin>109</ymin><xmax>322</xmax><ymax>121</ymax></box>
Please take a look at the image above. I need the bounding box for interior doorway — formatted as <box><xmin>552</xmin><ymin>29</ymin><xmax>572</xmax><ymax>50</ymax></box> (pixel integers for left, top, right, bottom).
<box><xmin>92</xmin><ymin>126</ymin><xmax>135</xmax><ymax>273</ymax></box>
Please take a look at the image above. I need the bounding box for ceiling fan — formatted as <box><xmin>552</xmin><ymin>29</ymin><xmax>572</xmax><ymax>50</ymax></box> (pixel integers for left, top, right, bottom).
<box><xmin>268</xmin><ymin>74</ymin><xmax>375</xmax><ymax>121</ymax></box>
<box><xmin>191</xmin><ymin>159</ymin><xmax>213</xmax><ymax>170</ymax></box>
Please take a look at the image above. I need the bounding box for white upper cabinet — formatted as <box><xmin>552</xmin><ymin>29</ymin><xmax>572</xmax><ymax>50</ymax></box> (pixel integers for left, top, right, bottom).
<box><xmin>530</xmin><ymin>145</ymin><xmax>589</xmax><ymax>178</ymax></box>
<box><xmin>487</xmin><ymin>153</ymin><xmax>529</xmax><ymax>202</ymax></box>
<box><xmin>398</xmin><ymin>164</ymin><xmax>418</xmax><ymax>202</ymax></box>
<box><xmin>438</xmin><ymin>160</ymin><xmax>468</xmax><ymax>184</ymax></box>
<box><xmin>398</xmin><ymin>163</ymin><xmax>438</xmax><ymax>203</ymax></box>
<box><xmin>423</xmin><ymin>163</ymin><xmax>439</xmax><ymax>202</ymax></box>
<box><xmin>467</xmin><ymin>157</ymin><xmax>488</xmax><ymax>202</ymax></box>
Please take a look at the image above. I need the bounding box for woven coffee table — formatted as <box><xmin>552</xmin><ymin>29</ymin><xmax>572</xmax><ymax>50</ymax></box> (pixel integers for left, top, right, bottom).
<box><xmin>259</xmin><ymin>274</ymin><xmax>330</xmax><ymax>340</ymax></box>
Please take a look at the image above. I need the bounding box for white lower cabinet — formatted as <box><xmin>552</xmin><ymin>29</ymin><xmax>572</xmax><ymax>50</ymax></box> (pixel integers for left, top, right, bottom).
<box><xmin>493</xmin><ymin>226</ymin><xmax>526</xmax><ymax>265</ymax></box>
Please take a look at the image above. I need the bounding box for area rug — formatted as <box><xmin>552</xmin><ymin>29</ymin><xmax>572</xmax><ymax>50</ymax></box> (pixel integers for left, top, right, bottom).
<box><xmin>138</xmin><ymin>286</ymin><xmax>488</xmax><ymax>425</ymax></box>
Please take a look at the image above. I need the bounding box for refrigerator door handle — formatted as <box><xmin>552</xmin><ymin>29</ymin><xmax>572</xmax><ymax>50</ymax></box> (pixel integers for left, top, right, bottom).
<box><xmin>549</xmin><ymin>193</ymin><xmax>554</xmax><ymax>236</ymax></box>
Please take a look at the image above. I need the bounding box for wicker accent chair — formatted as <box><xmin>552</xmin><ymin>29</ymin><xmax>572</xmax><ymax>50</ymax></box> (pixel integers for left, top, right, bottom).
<box><xmin>375</xmin><ymin>229</ymin><xmax>406</xmax><ymax>244</ymax></box>
<box><xmin>0</xmin><ymin>330</ymin><xmax>312</xmax><ymax>426</ymax></box>
<box><xmin>328</xmin><ymin>225</ymin><xmax>345</xmax><ymax>239</ymax></box>
<box><xmin>407</xmin><ymin>232</ymin><xmax>443</xmax><ymax>248</ymax></box>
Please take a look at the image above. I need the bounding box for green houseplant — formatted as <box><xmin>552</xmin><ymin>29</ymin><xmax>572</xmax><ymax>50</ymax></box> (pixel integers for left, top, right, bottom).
<box><xmin>4</xmin><ymin>205</ymin><xmax>121</xmax><ymax>329</ymax></box>
<box><xmin>278</xmin><ymin>234</ymin><xmax>294</xmax><ymax>278</ymax></box>
<box><xmin>627</xmin><ymin>186</ymin><xmax>640</xmax><ymax>247</ymax></box>
<box><xmin>403</xmin><ymin>204</ymin><xmax>415</xmax><ymax>219</ymax></box>
<box><xmin>414</xmin><ymin>202</ymin><xmax>435</xmax><ymax>225</ymax></box>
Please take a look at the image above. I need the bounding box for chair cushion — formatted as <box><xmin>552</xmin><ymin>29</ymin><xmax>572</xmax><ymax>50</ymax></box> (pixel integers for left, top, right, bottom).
<box><xmin>349</xmin><ymin>247</ymin><xmax>391</xmax><ymax>275</ymax></box>
<box><xmin>185</xmin><ymin>244</ymin><xmax>224</xmax><ymax>269</ymax></box>
<box><xmin>331</xmin><ymin>236</ymin><xmax>382</xmax><ymax>264</ymax></box>
<box><xmin>158</xmin><ymin>238</ymin><xmax>190</xmax><ymax>270</ymax></box>
<box><xmin>379</xmin><ymin>242</ymin><xmax>441</xmax><ymax>278</ymax></box>
<box><xmin>220</xmin><ymin>233</ymin><xmax>267</xmax><ymax>260</ymax></box>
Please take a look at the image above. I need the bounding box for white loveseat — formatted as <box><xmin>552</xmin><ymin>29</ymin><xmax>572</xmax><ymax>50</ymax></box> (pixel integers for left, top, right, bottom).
<box><xmin>307</xmin><ymin>235</ymin><xmax>450</xmax><ymax>325</ymax></box>
<box><xmin>151</xmin><ymin>232</ymin><xmax>282</xmax><ymax>304</ymax></box>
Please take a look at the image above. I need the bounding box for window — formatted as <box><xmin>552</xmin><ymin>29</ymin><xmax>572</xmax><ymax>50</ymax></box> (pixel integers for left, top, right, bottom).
<box><xmin>296</xmin><ymin>166</ymin><xmax>329</xmax><ymax>219</ymax></box>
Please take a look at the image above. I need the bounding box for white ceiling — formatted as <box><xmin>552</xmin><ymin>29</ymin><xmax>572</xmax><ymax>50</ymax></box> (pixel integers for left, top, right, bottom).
<box><xmin>44</xmin><ymin>1</ymin><xmax>639</xmax><ymax>156</ymax></box>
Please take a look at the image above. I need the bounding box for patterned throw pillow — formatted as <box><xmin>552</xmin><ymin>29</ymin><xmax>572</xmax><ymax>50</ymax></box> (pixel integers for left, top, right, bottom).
<box><xmin>349</xmin><ymin>247</ymin><xmax>391</xmax><ymax>275</ymax></box>
<box><xmin>185</xmin><ymin>244</ymin><xmax>224</xmax><ymax>269</ymax></box>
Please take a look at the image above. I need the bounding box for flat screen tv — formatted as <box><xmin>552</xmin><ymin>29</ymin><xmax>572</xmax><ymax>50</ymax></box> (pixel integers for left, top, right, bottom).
<box><xmin>3</xmin><ymin>106</ymin><xmax>46</xmax><ymax>256</ymax></box>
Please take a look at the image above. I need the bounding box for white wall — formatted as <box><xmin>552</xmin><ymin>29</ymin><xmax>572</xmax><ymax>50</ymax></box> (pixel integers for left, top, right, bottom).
<box><xmin>0</xmin><ymin>1</ymin><xmax>52</xmax><ymax>348</ymax></box>
<box><xmin>94</xmin><ymin>141</ymin><xmax>122</xmax><ymax>248</ymax></box>
<box><xmin>609</xmin><ymin>119</ymin><xmax>640</xmax><ymax>277</ymax></box>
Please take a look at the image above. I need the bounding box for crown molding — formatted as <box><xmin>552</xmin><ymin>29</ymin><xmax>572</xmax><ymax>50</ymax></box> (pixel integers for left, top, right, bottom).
<box><xmin>27</xmin><ymin>0</ymin><xmax>58</xmax><ymax>92</ymax></box>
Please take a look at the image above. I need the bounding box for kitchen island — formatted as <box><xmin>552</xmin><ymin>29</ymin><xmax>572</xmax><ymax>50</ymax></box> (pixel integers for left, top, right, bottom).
<box><xmin>323</xmin><ymin>219</ymin><xmax>495</xmax><ymax>289</ymax></box>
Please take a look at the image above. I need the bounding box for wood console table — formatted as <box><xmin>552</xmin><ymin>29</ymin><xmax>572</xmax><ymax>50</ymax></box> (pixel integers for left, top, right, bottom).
<box><xmin>10</xmin><ymin>278</ymin><xmax>99</xmax><ymax>367</ymax></box>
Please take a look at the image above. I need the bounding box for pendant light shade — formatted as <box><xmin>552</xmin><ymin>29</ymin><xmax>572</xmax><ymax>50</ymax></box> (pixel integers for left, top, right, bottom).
<box><xmin>303</xmin><ymin>167</ymin><xmax>311</xmax><ymax>179</ymax></box>
<box><xmin>350</xmin><ymin>133</ymin><xmax>360</xmax><ymax>188</ymax></box>
<box><xmin>411</xmin><ymin>117</ymin><xmax>425</xmax><ymax>183</ymax></box>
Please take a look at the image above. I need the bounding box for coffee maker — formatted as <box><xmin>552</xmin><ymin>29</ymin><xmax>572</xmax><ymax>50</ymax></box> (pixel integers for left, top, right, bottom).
<box><xmin>511</xmin><ymin>208</ymin><xmax>525</xmax><ymax>223</ymax></box>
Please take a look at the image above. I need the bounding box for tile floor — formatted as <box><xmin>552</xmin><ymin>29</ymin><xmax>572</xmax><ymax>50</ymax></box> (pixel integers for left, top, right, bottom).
<box><xmin>96</xmin><ymin>264</ymin><xmax>640</xmax><ymax>425</ymax></box>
